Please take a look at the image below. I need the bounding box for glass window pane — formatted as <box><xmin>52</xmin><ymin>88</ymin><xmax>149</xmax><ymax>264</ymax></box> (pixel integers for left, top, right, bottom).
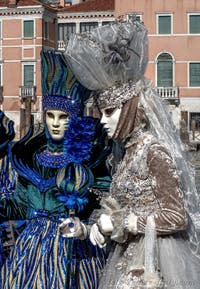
<box><xmin>127</xmin><ymin>14</ymin><xmax>141</xmax><ymax>22</ymax></box>
<box><xmin>189</xmin><ymin>15</ymin><xmax>200</xmax><ymax>34</ymax></box>
<box><xmin>80</xmin><ymin>22</ymin><xmax>98</xmax><ymax>33</ymax></box>
<box><xmin>190</xmin><ymin>63</ymin><xmax>200</xmax><ymax>87</ymax></box>
<box><xmin>102</xmin><ymin>21</ymin><xmax>113</xmax><ymax>26</ymax></box>
<box><xmin>157</xmin><ymin>53</ymin><xmax>173</xmax><ymax>87</ymax></box>
<box><xmin>58</xmin><ymin>23</ymin><xmax>76</xmax><ymax>41</ymax></box>
<box><xmin>58</xmin><ymin>24</ymin><xmax>63</xmax><ymax>40</ymax></box>
<box><xmin>158</xmin><ymin>16</ymin><xmax>171</xmax><ymax>34</ymax></box>
<box><xmin>24</xmin><ymin>65</ymin><xmax>34</xmax><ymax>86</ymax></box>
<box><xmin>24</xmin><ymin>20</ymin><xmax>34</xmax><ymax>38</ymax></box>
<box><xmin>190</xmin><ymin>113</ymin><xmax>200</xmax><ymax>130</ymax></box>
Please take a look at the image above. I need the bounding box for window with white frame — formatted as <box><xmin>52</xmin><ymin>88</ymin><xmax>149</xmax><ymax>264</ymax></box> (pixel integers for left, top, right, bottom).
<box><xmin>190</xmin><ymin>112</ymin><xmax>200</xmax><ymax>130</ymax></box>
<box><xmin>157</xmin><ymin>14</ymin><xmax>172</xmax><ymax>34</ymax></box>
<box><xmin>127</xmin><ymin>13</ymin><xmax>142</xmax><ymax>22</ymax></box>
<box><xmin>23</xmin><ymin>64</ymin><xmax>34</xmax><ymax>86</ymax></box>
<box><xmin>189</xmin><ymin>14</ymin><xmax>200</xmax><ymax>34</ymax></box>
<box><xmin>189</xmin><ymin>63</ymin><xmax>200</xmax><ymax>87</ymax></box>
<box><xmin>58</xmin><ymin>23</ymin><xmax>76</xmax><ymax>41</ymax></box>
<box><xmin>157</xmin><ymin>53</ymin><xmax>173</xmax><ymax>87</ymax></box>
<box><xmin>80</xmin><ymin>22</ymin><xmax>98</xmax><ymax>33</ymax></box>
<box><xmin>23</xmin><ymin>20</ymin><xmax>34</xmax><ymax>38</ymax></box>
<box><xmin>44</xmin><ymin>21</ymin><xmax>49</xmax><ymax>39</ymax></box>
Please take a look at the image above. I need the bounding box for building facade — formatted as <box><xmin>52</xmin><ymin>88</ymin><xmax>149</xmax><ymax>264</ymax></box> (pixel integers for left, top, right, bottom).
<box><xmin>1</xmin><ymin>0</ymin><xmax>200</xmax><ymax>144</ymax></box>
<box><xmin>115</xmin><ymin>0</ymin><xmax>200</xmax><ymax>144</ymax></box>
<box><xmin>0</xmin><ymin>0</ymin><xmax>114</xmax><ymax>139</ymax></box>
<box><xmin>0</xmin><ymin>0</ymin><xmax>56</xmax><ymax>139</ymax></box>
<box><xmin>55</xmin><ymin>0</ymin><xmax>114</xmax><ymax>51</ymax></box>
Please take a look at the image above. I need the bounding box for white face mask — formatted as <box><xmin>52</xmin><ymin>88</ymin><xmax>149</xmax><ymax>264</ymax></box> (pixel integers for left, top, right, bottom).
<box><xmin>100</xmin><ymin>107</ymin><xmax>122</xmax><ymax>138</ymax></box>
<box><xmin>45</xmin><ymin>110</ymin><xmax>69</xmax><ymax>141</ymax></box>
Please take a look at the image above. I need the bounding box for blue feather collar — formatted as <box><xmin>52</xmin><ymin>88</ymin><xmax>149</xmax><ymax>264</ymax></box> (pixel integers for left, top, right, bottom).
<box><xmin>36</xmin><ymin>116</ymin><xmax>95</xmax><ymax>168</ymax></box>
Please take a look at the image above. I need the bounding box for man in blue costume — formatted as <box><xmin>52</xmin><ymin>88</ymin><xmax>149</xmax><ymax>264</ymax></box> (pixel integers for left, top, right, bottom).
<box><xmin>0</xmin><ymin>110</ymin><xmax>15</xmax><ymax>159</ymax></box>
<box><xmin>0</xmin><ymin>110</ymin><xmax>15</xmax><ymax>268</ymax></box>
<box><xmin>0</xmin><ymin>50</ymin><xmax>111</xmax><ymax>289</ymax></box>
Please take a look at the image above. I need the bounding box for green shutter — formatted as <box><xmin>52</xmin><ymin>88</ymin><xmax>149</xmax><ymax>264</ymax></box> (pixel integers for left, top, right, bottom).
<box><xmin>24</xmin><ymin>20</ymin><xmax>34</xmax><ymax>38</ymax></box>
<box><xmin>157</xmin><ymin>54</ymin><xmax>173</xmax><ymax>87</ymax></box>
<box><xmin>190</xmin><ymin>15</ymin><xmax>200</xmax><ymax>34</ymax></box>
<box><xmin>24</xmin><ymin>65</ymin><xmax>34</xmax><ymax>86</ymax></box>
<box><xmin>190</xmin><ymin>63</ymin><xmax>200</xmax><ymax>87</ymax></box>
<box><xmin>158</xmin><ymin>16</ymin><xmax>171</xmax><ymax>34</ymax></box>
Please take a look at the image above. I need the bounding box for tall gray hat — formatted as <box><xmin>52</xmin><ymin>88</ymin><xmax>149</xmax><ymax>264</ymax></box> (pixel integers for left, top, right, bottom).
<box><xmin>65</xmin><ymin>19</ymin><xmax>148</xmax><ymax>91</ymax></box>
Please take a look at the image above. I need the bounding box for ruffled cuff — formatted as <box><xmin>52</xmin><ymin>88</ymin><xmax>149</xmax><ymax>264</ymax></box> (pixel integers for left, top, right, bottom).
<box><xmin>110</xmin><ymin>210</ymin><xmax>128</xmax><ymax>243</ymax></box>
<box><xmin>110</xmin><ymin>211</ymin><xmax>138</xmax><ymax>243</ymax></box>
<box><xmin>78</xmin><ymin>223</ymin><xmax>89</xmax><ymax>240</ymax></box>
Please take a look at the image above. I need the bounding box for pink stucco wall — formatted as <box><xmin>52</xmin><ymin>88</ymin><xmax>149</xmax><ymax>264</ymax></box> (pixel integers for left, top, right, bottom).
<box><xmin>115</xmin><ymin>0</ymin><xmax>200</xmax><ymax>98</ymax></box>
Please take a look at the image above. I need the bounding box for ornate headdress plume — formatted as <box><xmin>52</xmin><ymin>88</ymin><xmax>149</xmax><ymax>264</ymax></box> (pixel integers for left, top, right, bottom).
<box><xmin>65</xmin><ymin>19</ymin><xmax>148</xmax><ymax>108</ymax></box>
<box><xmin>41</xmin><ymin>50</ymin><xmax>91</xmax><ymax>116</ymax></box>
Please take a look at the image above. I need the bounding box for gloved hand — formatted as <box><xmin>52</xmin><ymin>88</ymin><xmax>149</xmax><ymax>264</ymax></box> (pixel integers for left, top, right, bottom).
<box><xmin>59</xmin><ymin>217</ymin><xmax>87</xmax><ymax>240</ymax></box>
<box><xmin>97</xmin><ymin>213</ymin><xmax>114</xmax><ymax>235</ymax></box>
<box><xmin>101</xmin><ymin>196</ymin><xmax>121</xmax><ymax>214</ymax></box>
<box><xmin>89</xmin><ymin>223</ymin><xmax>106</xmax><ymax>248</ymax></box>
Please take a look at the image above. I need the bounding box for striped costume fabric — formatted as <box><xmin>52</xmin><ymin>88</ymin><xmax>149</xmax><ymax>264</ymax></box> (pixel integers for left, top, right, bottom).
<box><xmin>1</xmin><ymin>218</ymin><xmax>106</xmax><ymax>289</ymax></box>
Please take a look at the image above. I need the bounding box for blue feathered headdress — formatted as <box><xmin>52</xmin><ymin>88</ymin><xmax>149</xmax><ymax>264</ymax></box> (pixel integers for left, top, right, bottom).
<box><xmin>41</xmin><ymin>50</ymin><xmax>91</xmax><ymax>116</ymax></box>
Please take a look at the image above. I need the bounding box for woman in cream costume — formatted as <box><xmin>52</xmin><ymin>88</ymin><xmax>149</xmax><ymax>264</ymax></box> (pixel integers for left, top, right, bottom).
<box><xmin>65</xmin><ymin>18</ymin><xmax>200</xmax><ymax>289</ymax></box>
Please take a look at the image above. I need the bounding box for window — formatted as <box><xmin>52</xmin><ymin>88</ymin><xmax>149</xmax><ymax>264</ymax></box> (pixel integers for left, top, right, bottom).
<box><xmin>157</xmin><ymin>53</ymin><xmax>173</xmax><ymax>87</ymax></box>
<box><xmin>127</xmin><ymin>13</ymin><xmax>142</xmax><ymax>22</ymax></box>
<box><xmin>23</xmin><ymin>20</ymin><xmax>34</xmax><ymax>38</ymax></box>
<box><xmin>189</xmin><ymin>14</ymin><xmax>200</xmax><ymax>34</ymax></box>
<box><xmin>190</xmin><ymin>113</ymin><xmax>200</xmax><ymax>130</ymax></box>
<box><xmin>158</xmin><ymin>15</ymin><xmax>172</xmax><ymax>34</ymax></box>
<box><xmin>102</xmin><ymin>21</ymin><xmax>113</xmax><ymax>26</ymax></box>
<box><xmin>189</xmin><ymin>63</ymin><xmax>200</xmax><ymax>87</ymax></box>
<box><xmin>58</xmin><ymin>23</ymin><xmax>76</xmax><ymax>41</ymax></box>
<box><xmin>44</xmin><ymin>21</ymin><xmax>49</xmax><ymax>39</ymax></box>
<box><xmin>80</xmin><ymin>22</ymin><xmax>98</xmax><ymax>33</ymax></box>
<box><xmin>23</xmin><ymin>65</ymin><xmax>34</xmax><ymax>86</ymax></box>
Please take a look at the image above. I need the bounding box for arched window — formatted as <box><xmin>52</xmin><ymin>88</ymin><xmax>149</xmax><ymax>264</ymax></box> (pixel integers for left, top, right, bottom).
<box><xmin>157</xmin><ymin>53</ymin><xmax>173</xmax><ymax>87</ymax></box>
